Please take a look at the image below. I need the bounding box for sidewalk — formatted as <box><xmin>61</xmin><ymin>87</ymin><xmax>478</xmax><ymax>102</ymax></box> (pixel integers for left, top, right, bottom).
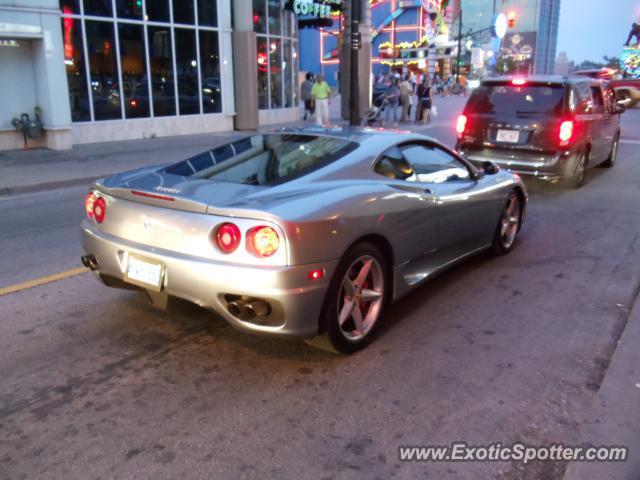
<box><xmin>0</xmin><ymin>95</ymin><xmax>465</xmax><ymax>196</ymax></box>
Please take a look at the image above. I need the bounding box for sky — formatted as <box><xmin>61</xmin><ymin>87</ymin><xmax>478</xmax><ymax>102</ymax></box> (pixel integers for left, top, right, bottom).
<box><xmin>556</xmin><ymin>0</ymin><xmax>640</xmax><ymax>63</ymax></box>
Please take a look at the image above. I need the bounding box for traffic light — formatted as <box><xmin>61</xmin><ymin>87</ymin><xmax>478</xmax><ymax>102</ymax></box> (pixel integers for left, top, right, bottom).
<box><xmin>508</xmin><ymin>11</ymin><xmax>517</xmax><ymax>29</ymax></box>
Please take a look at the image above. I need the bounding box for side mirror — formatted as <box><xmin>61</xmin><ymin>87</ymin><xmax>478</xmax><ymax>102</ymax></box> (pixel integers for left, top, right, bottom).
<box><xmin>482</xmin><ymin>161</ymin><xmax>499</xmax><ymax>175</ymax></box>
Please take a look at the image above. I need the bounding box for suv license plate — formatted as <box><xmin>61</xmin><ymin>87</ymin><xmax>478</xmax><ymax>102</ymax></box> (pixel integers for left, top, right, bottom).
<box><xmin>125</xmin><ymin>256</ymin><xmax>164</xmax><ymax>291</ymax></box>
<box><xmin>496</xmin><ymin>129</ymin><xmax>520</xmax><ymax>143</ymax></box>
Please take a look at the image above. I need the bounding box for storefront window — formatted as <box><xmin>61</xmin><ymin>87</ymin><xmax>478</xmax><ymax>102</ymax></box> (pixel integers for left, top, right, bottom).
<box><xmin>62</xmin><ymin>18</ymin><xmax>90</xmax><ymax>121</ymax></box>
<box><xmin>148</xmin><ymin>26</ymin><xmax>176</xmax><ymax>116</ymax></box>
<box><xmin>147</xmin><ymin>0</ymin><xmax>170</xmax><ymax>22</ymax></box>
<box><xmin>116</xmin><ymin>0</ymin><xmax>143</xmax><ymax>19</ymax></box>
<box><xmin>269</xmin><ymin>38</ymin><xmax>282</xmax><ymax>108</ymax></box>
<box><xmin>199</xmin><ymin>30</ymin><xmax>222</xmax><ymax>113</ymax></box>
<box><xmin>197</xmin><ymin>0</ymin><xmax>218</xmax><ymax>27</ymax></box>
<box><xmin>84</xmin><ymin>0</ymin><xmax>112</xmax><ymax>17</ymax></box>
<box><xmin>255</xmin><ymin>7</ymin><xmax>297</xmax><ymax>111</ymax></box>
<box><xmin>173</xmin><ymin>0</ymin><xmax>194</xmax><ymax>24</ymax></box>
<box><xmin>174</xmin><ymin>28</ymin><xmax>199</xmax><ymax>115</ymax></box>
<box><xmin>86</xmin><ymin>20</ymin><xmax>121</xmax><ymax>120</ymax></box>
<box><xmin>252</xmin><ymin>0</ymin><xmax>267</xmax><ymax>34</ymax></box>
<box><xmin>61</xmin><ymin>0</ymin><xmax>224</xmax><ymax>122</ymax></box>
<box><xmin>118</xmin><ymin>23</ymin><xmax>149</xmax><ymax>118</ymax></box>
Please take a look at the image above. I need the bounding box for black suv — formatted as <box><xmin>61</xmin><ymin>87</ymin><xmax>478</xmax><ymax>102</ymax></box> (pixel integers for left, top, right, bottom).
<box><xmin>455</xmin><ymin>76</ymin><xmax>624</xmax><ymax>188</ymax></box>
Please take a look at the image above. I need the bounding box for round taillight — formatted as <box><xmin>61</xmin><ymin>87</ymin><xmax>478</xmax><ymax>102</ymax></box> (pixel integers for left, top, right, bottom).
<box><xmin>85</xmin><ymin>192</ymin><xmax>96</xmax><ymax>218</ymax></box>
<box><xmin>216</xmin><ymin>222</ymin><xmax>241</xmax><ymax>254</ymax></box>
<box><xmin>93</xmin><ymin>197</ymin><xmax>106</xmax><ymax>223</ymax></box>
<box><xmin>247</xmin><ymin>226</ymin><xmax>280</xmax><ymax>258</ymax></box>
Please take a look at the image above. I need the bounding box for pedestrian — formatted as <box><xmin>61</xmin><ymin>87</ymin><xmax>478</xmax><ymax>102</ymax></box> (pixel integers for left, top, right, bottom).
<box><xmin>300</xmin><ymin>72</ymin><xmax>315</xmax><ymax>121</ymax></box>
<box><xmin>400</xmin><ymin>74</ymin><xmax>413</xmax><ymax>122</ymax></box>
<box><xmin>384</xmin><ymin>77</ymin><xmax>400</xmax><ymax>126</ymax></box>
<box><xmin>417</xmin><ymin>76</ymin><xmax>432</xmax><ymax>125</ymax></box>
<box><xmin>311</xmin><ymin>74</ymin><xmax>331</xmax><ymax>126</ymax></box>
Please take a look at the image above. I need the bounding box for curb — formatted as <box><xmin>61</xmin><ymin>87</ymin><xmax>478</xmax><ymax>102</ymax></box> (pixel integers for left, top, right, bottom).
<box><xmin>0</xmin><ymin>175</ymin><xmax>101</xmax><ymax>197</ymax></box>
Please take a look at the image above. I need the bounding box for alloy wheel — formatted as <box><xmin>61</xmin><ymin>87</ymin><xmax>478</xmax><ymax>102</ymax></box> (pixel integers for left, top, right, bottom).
<box><xmin>336</xmin><ymin>255</ymin><xmax>384</xmax><ymax>342</ymax></box>
<box><xmin>500</xmin><ymin>194</ymin><xmax>521</xmax><ymax>250</ymax></box>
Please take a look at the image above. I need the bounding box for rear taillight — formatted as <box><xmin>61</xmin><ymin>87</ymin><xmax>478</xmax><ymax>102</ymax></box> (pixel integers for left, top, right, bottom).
<box><xmin>456</xmin><ymin>114</ymin><xmax>468</xmax><ymax>137</ymax></box>
<box><xmin>85</xmin><ymin>192</ymin><xmax>96</xmax><ymax>218</ymax></box>
<box><xmin>559</xmin><ymin>120</ymin><xmax>574</xmax><ymax>145</ymax></box>
<box><xmin>511</xmin><ymin>78</ymin><xmax>527</xmax><ymax>86</ymax></box>
<box><xmin>93</xmin><ymin>197</ymin><xmax>106</xmax><ymax>223</ymax></box>
<box><xmin>246</xmin><ymin>226</ymin><xmax>280</xmax><ymax>258</ymax></box>
<box><xmin>86</xmin><ymin>192</ymin><xmax>106</xmax><ymax>223</ymax></box>
<box><xmin>215</xmin><ymin>222</ymin><xmax>241</xmax><ymax>254</ymax></box>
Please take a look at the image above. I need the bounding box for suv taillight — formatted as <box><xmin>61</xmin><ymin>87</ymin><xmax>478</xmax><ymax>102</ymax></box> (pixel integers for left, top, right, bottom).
<box><xmin>456</xmin><ymin>114</ymin><xmax>468</xmax><ymax>137</ymax></box>
<box><xmin>559</xmin><ymin>120</ymin><xmax>574</xmax><ymax>146</ymax></box>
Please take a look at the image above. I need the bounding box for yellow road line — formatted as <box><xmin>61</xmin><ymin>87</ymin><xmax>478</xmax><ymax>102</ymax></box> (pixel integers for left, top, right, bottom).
<box><xmin>0</xmin><ymin>267</ymin><xmax>89</xmax><ymax>297</ymax></box>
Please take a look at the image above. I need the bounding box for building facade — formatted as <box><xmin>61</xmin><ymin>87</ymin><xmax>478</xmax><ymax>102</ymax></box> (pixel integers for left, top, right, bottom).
<box><xmin>0</xmin><ymin>0</ymin><xmax>301</xmax><ymax>150</ymax></box>
<box><xmin>460</xmin><ymin>0</ymin><xmax>560</xmax><ymax>74</ymax></box>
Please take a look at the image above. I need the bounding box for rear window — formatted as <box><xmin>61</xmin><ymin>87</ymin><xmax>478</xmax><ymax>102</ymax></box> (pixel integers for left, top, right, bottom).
<box><xmin>162</xmin><ymin>134</ymin><xmax>357</xmax><ymax>186</ymax></box>
<box><xmin>465</xmin><ymin>83</ymin><xmax>565</xmax><ymax>117</ymax></box>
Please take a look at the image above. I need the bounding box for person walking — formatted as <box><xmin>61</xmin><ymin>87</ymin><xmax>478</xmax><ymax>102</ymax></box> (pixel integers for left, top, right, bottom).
<box><xmin>311</xmin><ymin>74</ymin><xmax>331</xmax><ymax>126</ymax></box>
<box><xmin>417</xmin><ymin>76</ymin><xmax>432</xmax><ymax>125</ymax></box>
<box><xmin>384</xmin><ymin>77</ymin><xmax>400</xmax><ymax>127</ymax></box>
<box><xmin>300</xmin><ymin>72</ymin><xmax>315</xmax><ymax>121</ymax></box>
<box><xmin>400</xmin><ymin>74</ymin><xmax>413</xmax><ymax>122</ymax></box>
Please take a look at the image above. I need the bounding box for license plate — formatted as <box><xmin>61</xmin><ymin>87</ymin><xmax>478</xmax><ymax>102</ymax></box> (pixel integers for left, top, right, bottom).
<box><xmin>125</xmin><ymin>256</ymin><xmax>164</xmax><ymax>291</ymax></box>
<box><xmin>496</xmin><ymin>129</ymin><xmax>520</xmax><ymax>143</ymax></box>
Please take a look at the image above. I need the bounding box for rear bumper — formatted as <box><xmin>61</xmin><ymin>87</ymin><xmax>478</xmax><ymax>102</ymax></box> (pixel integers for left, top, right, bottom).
<box><xmin>82</xmin><ymin>221</ymin><xmax>339</xmax><ymax>338</ymax></box>
<box><xmin>459</xmin><ymin>148</ymin><xmax>579</xmax><ymax>180</ymax></box>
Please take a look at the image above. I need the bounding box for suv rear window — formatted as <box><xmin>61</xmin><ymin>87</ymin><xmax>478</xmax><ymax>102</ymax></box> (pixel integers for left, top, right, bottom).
<box><xmin>162</xmin><ymin>134</ymin><xmax>358</xmax><ymax>186</ymax></box>
<box><xmin>465</xmin><ymin>83</ymin><xmax>565</xmax><ymax>117</ymax></box>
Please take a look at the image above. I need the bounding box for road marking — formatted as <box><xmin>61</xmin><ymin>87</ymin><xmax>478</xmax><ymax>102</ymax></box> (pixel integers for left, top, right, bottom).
<box><xmin>0</xmin><ymin>267</ymin><xmax>88</xmax><ymax>297</ymax></box>
<box><xmin>620</xmin><ymin>139</ymin><xmax>640</xmax><ymax>145</ymax></box>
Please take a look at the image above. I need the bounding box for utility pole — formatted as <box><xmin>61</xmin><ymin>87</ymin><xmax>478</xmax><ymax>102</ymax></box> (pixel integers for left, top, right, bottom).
<box><xmin>455</xmin><ymin>8</ymin><xmax>462</xmax><ymax>81</ymax></box>
<box><xmin>349</xmin><ymin>0</ymin><xmax>362</xmax><ymax>126</ymax></box>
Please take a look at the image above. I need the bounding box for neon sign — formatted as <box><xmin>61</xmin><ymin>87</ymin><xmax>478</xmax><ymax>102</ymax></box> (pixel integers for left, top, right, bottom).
<box><xmin>285</xmin><ymin>0</ymin><xmax>341</xmax><ymax>18</ymax></box>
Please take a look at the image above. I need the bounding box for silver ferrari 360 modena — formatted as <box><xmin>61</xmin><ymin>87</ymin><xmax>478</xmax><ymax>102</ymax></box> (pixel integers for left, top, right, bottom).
<box><xmin>81</xmin><ymin>127</ymin><xmax>527</xmax><ymax>353</ymax></box>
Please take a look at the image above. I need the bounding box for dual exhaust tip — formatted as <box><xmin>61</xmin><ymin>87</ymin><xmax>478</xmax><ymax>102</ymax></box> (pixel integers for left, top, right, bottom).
<box><xmin>227</xmin><ymin>299</ymin><xmax>271</xmax><ymax>320</ymax></box>
<box><xmin>81</xmin><ymin>254</ymin><xmax>99</xmax><ymax>271</ymax></box>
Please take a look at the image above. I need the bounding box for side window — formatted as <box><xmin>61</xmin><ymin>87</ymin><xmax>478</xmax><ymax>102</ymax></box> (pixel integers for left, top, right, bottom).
<box><xmin>603</xmin><ymin>86</ymin><xmax>616</xmax><ymax>113</ymax></box>
<box><xmin>374</xmin><ymin>147</ymin><xmax>415</xmax><ymax>180</ymax></box>
<box><xmin>402</xmin><ymin>145</ymin><xmax>471</xmax><ymax>183</ymax></box>
<box><xmin>574</xmin><ymin>83</ymin><xmax>592</xmax><ymax>114</ymax></box>
<box><xmin>590</xmin><ymin>87</ymin><xmax>605</xmax><ymax>114</ymax></box>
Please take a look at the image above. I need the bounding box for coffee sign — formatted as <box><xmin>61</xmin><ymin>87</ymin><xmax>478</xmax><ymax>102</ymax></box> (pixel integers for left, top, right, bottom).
<box><xmin>285</xmin><ymin>0</ymin><xmax>341</xmax><ymax>18</ymax></box>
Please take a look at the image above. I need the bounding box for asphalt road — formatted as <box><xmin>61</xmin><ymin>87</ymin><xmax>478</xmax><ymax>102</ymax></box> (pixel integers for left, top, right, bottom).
<box><xmin>1</xmin><ymin>105</ymin><xmax>640</xmax><ymax>480</ymax></box>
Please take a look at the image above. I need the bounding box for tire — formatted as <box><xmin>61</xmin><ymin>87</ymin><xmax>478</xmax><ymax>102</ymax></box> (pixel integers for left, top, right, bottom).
<box><xmin>307</xmin><ymin>243</ymin><xmax>387</xmax><ymax>354</ymax></box>
<box><xmin>492</xmin><ymin>191</ymin><xmax>522</xmax><ymax>256</ymax></box>
<box><xmin>564</xmin><ymin>151</ymin><xmax>587</xmax><ymax>189</ymax></box>
<box><xmin>600</xmin><ymin>135</ymin><xmax>619</xmax><ymax>168</ymax></box>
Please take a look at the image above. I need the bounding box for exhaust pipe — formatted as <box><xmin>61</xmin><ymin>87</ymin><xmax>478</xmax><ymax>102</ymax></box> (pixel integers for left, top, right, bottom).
<box><xmin>245</xmin><ymin>300</ymin><xmax>271</xmax><ymax>319</ymax></box>
<box><xmin>227</xmin><ymin>299</ymin><xmax>271</xmax><ymax>319</ymax></box>
<box><xmin>227</xmin><ymin>300</ymin><xmax>248</xmax><ymax>318</ymax></box>
<box><xmin>81</xmin><ymin>254</ymin><xmax>99</xmax><ymax>271</ymax></box>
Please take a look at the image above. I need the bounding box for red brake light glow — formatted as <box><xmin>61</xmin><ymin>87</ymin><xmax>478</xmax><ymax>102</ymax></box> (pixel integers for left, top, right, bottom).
<box><xmin>215</xmin><ymin>223</ymin><xmax>241</xmax><ymax>254</ymax></box>
<box><xmin>512</xmin><ymin>78</ymin><xmax>527</xmax><ymax>86</ymax></box>
<box><xmin>308</xmin><ymin>269</ymin><xmax>325</xmax><ymax>280</ymax></box>
<box><xmin>85</xmin><ymin>192</ymin><xmax>96</xmax><ymax>218</ymax></box>
<box><xmin>456</xmin><ymin>114</ymin><xmax>468</xmax><ymax>136</ymax></box>
<box><xmin>247</xmin><ymin>226</ymin><xmax>280</xmax><ymax>258</ymax></box>
<box><xmin>131</xmin><ymin>190</ymin><xmax>176</xmax><ymax>201</ymax></box>
<box><xmin>93</xmin><ymin>196</ymin><xmax>106</xmax><ymax>223</ymax></box>
<box><xmin>559</xmin><ymin>120</ymin><xmax>574</xmax><ymax>145</ymax></box>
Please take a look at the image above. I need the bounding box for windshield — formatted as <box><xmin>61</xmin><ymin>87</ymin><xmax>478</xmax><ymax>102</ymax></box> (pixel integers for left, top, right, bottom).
<box><xmin>465</xmin><ymin>83</ymin><xmax>565</xmax><ymax>117</ymax></box>
<box><xmin>162</xmin><ymin>134</ymin><xmax>358</xmax><ymax>186</ymax></box>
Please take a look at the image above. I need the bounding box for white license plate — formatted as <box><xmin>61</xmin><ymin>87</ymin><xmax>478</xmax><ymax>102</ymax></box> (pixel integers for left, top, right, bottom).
<box><xmin>496</xmin><ymin>129</ymin><xmax>520</xmax><ymax>143</ymax></box>
<box><xmin>126</xmin><ymin>256</ymin><xmax>164</xmax><ymax>291</ymax></box>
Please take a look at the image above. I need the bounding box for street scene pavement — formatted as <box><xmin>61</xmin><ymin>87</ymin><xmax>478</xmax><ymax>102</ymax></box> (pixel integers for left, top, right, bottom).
<box><xmin>1</xmin><ymin>97</ymin><xmax>639</xmax><ymax>479</ymax></box>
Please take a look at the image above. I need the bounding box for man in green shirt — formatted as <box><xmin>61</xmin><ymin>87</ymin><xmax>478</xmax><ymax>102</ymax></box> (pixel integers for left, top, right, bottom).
<box><xmin>311</xmin><ymin>74</ymin><xmax>331</xmax><ymax>125</ymax></box>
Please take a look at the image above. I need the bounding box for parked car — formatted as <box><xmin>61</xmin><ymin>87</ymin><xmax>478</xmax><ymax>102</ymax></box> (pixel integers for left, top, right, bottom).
<box><xmin>81</xmin><ymin>128</ymin><xmax>527</xmax><ymax>354</ymax></box>
<box><xmin>455</xmin><ymin>76</ymin><xmax>624</xmax><ymax>188</ymax></box>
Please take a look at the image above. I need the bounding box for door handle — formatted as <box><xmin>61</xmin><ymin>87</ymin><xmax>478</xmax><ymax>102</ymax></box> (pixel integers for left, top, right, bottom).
<box><xmin>423</xmin><ymin>188</ymin><xmax>433</xmax><ymax>194</ymax></box>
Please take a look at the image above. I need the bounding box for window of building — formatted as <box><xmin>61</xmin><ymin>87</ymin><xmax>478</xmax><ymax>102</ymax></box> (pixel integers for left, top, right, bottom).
<box><xmin>60</xmin><ymin>0</ymin><xmax>224</xmax><ymax>123</ymax></box>
<box><xmin>61</xmin><ymin>17</ymin><xmax>90</xmax><ymax>121</ymax></box>
<box><xmin>253</xmin><ymin>0</ymin><xmax>298</xmax><ymax>111</ymax></box>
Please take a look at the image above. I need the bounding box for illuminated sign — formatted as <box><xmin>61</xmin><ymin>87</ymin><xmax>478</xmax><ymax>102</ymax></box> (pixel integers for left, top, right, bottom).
<box><xmin>492</xmin><ymin>13</ymin><xmax>507</xmax><ymax>39</ymax></box>
<box><xmin>285</xmin><ymin>0</ymin><xmax>341</xmax><ymax>18</ymax></box>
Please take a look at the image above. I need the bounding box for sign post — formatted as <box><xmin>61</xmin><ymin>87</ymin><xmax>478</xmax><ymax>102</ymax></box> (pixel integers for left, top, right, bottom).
<box><xmin>349</xmin><ymin>0</ymin><xmax>362</xmax><ymax>126</ymax></box>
